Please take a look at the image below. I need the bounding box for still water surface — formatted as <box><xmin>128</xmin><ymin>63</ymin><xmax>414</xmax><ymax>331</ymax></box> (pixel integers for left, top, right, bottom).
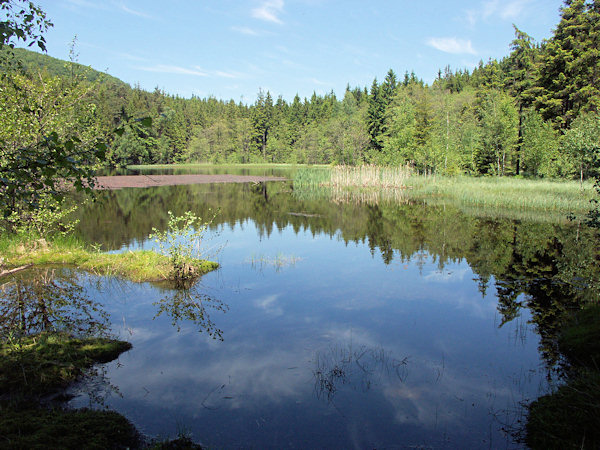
<box><xmin>60</xmin><ymin>177</ymin><xmax>596</xmax><ymax>448</ymax></box>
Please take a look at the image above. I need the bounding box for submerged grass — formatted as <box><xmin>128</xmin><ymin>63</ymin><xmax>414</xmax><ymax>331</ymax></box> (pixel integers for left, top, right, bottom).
<box><xmin>0</xmin><ymin>235</ymin><xmax>218</xmax><ymax>283</ymax></box>
<box><xmin>294</xmin><ymin>166</ymin><xmax>595</xmax><ymax>214</ymax></box>
<box><xmin>248</xmin><ymin>253</ymin><xmax>302</xmax><ymax>271</ymax></box>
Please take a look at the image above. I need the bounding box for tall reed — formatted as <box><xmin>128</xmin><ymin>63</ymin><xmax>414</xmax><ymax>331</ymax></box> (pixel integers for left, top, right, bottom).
<box><xmin>330</xmin><ymin>164</ymin><xmax>413</xmax><ymax>189</ymax></box>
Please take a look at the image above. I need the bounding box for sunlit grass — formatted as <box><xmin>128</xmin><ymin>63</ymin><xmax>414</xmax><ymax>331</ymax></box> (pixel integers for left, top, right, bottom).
<box><xmin>409</xmin><ymin>175</ymin><xmax>594</xmax><ymax>212</ymax></box>
<box><xmin>0</xmin><ymin>234</ymin><xmax>218</xmax><ymax>283</ymax></box>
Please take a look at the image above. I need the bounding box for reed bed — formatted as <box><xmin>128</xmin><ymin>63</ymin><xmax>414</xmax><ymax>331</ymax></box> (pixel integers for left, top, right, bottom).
<box><xmin>293</xmin><ymin>166</ymin><xmax>595</xmax><ymax>214</ymax></box>
<box><xmin>330</xmin><ymin>165</ymin><xmax>413</xmax><ymax>189</ymax></box>
<box><xmin>328</xmin><ymin>185</ymin><xmax>411</xmax><ymax>205</ymax></box>
<box><xmin>410</xmin><ymin>176</ymin><xmax>594</xmax><ymax>212</ymax></box>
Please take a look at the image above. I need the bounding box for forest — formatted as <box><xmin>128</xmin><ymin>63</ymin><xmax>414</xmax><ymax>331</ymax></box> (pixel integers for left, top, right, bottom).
<box><xmin>1</xmin><ymin>0</ymin><xmax>599</xmax><ymax>182</ymax></box>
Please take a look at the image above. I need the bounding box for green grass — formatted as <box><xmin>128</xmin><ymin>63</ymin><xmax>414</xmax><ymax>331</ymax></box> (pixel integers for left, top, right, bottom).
<box><xmin>0</xmin><ymin>235</ymin><xmax>218</xmax><ymax>283</ymax></box>
<box><xmin>293</xmin><ymin>166</ymin><xmax>595</xmax><ymax>214</ymax></box>
<box><xmin>409</xmin><ymin>175</ymin><xmax>594</xmax><ymax>212</ymax></box>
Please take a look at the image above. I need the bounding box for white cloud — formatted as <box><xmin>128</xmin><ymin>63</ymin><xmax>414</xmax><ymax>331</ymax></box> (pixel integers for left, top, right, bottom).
<box><xmin>137</xmin><ymin>64</ymin><xmax>208</xmax><ymax>76</ymax></box>
<box><xmin>500</xmin><ymin>0</ymin><xmax>529</xmax><ymax>19</ymax></box>
<box><xmin>309</xmin><ymin>77</ymin><xmax>329</xmax><ymax>86</ymax></box>
<box><xmin>215</xmin><ymin>71</ymin><xmax>240</xmax><ymax>79</ymax></box>
<box><xmin>231</xmin><ymin>26</ymin><xmax>260</xmax><ymax>36</ymax></box>
<box><xmin>254</xmin><ymin>294</ymin><xmax>283</xmax><ymax>315</ymax></box>
<box><xmin>118</xmin><ymin>4</ymin><xmax>153</xmax><ymax>19</ymax></box>
<box><xmin>115</xmin><ymin>52</ymin><xmax>147</xmax><ymax>62</ymax></box>
<box><xmin>466</xmin><ymin>0</ymin><xmax>531</xmax><ymax>25</ymax></box>
<box><xmin>465</xmin><ymin>9</ymin><xmax>478</xmax><ymax>27</ymax></box>
<box><xmin>427</xmin><ymin>37</ymin><xmax>477</xmax><ymax>55</ymax></box>
<box><xmin>252</xmin><ymin>0</ymin><xmax>285</xmax><ymax>24</ymax></box>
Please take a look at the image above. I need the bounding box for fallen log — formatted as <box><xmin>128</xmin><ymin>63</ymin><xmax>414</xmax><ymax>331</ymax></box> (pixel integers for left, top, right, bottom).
<box><xmin>0</xmin><ymin>264</ymin><xmax>33</xmax><ymax>278</ymax></box>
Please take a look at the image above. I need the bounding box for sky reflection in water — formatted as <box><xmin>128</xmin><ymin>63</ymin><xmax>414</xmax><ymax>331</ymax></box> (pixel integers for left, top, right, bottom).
<box><xmin>70</xmin><ymin>216</ymin><xmax>545</xmax><ymax>449</ymax></box>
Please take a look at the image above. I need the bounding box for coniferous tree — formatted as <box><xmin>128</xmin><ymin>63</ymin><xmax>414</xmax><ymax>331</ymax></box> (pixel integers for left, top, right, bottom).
<box><xmin>535</xmin><ymin>0</ymin><xmax>600</xmax><ymax>128</ymax></box>
<box><xmin>505</xmin><ymin>26</ymin><xmax>538</xmax><ymax>174</ymax></box>
<box><xmin>366</xmin><ymin>78</ymin><xmax>384</xmax><ymax>151</ymax></box>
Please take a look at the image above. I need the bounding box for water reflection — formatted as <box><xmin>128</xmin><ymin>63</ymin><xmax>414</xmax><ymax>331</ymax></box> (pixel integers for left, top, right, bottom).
<box><xmin>154</xmin><ymin>284</ymin><xmax>228</xmax><ymax>340</ymax></box>
<box><xmin>0</xmin><ymin>268</ymin><xmax>108</xmax><ymax>337</ymax></box>
<box><xmin>65</xmin><ymin>178</ymin><xmax>600</xmax><ymax>447</ymax></box>
<box><xmin>313</xmin><ymin>342</ymin><xmax>409</xmax><ymax>403</ymax></box>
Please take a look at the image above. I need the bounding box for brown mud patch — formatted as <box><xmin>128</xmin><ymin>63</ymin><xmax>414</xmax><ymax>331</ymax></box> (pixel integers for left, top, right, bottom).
<box><xmin>94</xmin><ymin>174</ymin><xmax>287</xmax><ymax>190</ymax></box>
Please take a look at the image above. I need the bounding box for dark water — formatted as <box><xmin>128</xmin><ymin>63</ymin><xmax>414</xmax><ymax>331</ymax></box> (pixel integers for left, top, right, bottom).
<box><xmin>13</xmin><ymin>178</ymin><xmax>600</xmax><ymax>448</ymax></box>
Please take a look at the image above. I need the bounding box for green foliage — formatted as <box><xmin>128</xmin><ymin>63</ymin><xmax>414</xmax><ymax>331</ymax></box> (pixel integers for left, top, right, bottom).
<box><xmin>3</xmin><ymin>0</ymin><xmax>599</xmax><ymax>184</ymax></box>
<box><xmin>520</xmin><ymin>109</ymin><xmax>562</xmax><ymax>177</ymax></box>
<box><xmin>0</xmin><ymin>0</ymin><xmax>52</xmax><ymax>52</ymax></box>
<box><xmin>561</xmin><ymin>112</ymin><xmax>600</xmax><ymax>185</ymax></box>
<box><xmin>475</xmin><ymin>90</ymin><xmax>519</xmax><ymax>175</ymax></box>
<box><xmin>0</xmin><ymin>60</ymin><xmax>106</xmax><ymax>225</ymax></box>
<box><xmin>150</xmin><ymin>210</ymin><xmax>217</xmax><ymax>287</ymax></box>
<box><xmin>526</xmin><ymin>370</ymin><xmax>600</xmax><ymax>449</ymax></box>
<box><xmin>4</xmin><ymin>194</ymin><xmax>80</xmax><ymax>237</ymax></box>
<box><xmin>535</xmin><ymin>0</ymin><xmax>600</xmax><ymax>128</ymax></box>
<box><xmin>294</xmin><ymin>166</ymin><xmax>593</xmax><ymax>212</ymax></box>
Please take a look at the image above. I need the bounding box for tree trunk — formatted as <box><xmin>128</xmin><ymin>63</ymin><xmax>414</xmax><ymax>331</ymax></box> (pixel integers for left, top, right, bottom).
<box><xmin>516</xmin><ymin>103</ymin><xmax>523</xmax><ymax>175</ymax></box>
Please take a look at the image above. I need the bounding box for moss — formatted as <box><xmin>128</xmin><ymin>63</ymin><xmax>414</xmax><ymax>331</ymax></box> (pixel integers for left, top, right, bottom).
<box><xmin>0</xmin><ymin>406</ymin><xmax>142</xmax><ymax>449</ymax></box>
<box><xmin>1</xmin><ymin>236</ymin><xmax>218</xmax><ymax>283</ymax></box>
<box><xmin>526</xmin><ymin>371</ymin><xmax>600</xmax><ymax>449</ymax></box>
<box><xmin>0</xmin><ymin>332</ymin><xmax>132</xmax><ymax>398</ymax></box>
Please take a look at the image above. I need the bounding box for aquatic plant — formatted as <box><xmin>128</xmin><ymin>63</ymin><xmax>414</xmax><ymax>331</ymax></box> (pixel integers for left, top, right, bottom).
<box><xmin>149</xmin><ymin>210</ymin><xmax>218</xmax><ymax>287</ymax></box>
<box><xmin>248</xmin><ymin>252</ymin><xmax>302</xmax><ymax>271</ymax></box>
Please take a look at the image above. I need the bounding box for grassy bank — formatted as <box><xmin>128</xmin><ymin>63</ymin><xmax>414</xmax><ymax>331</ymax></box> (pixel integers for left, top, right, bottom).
<box><xmin>0</xmin><ymin>234</ymin><xmax>218</xmax><ymax>283</ymax></box>
<box><xmin>293</xmin><ymin>166</ymin><xmax>595</xmax><ymax>213</ymax></box>
<box><xmin>0</xmin><ymin>331</ymin><xmax>139</xmax><ymax>448</ymax></box>
<box><xmin>0</xmin><ymin>332</ymin><xmax>132</xmax><ymax>399</ymax></box>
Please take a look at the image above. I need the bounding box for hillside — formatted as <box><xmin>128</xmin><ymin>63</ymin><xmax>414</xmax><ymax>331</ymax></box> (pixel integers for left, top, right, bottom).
<box><xmin>3</xmin><ymin>47</ymin><xmax>129</xmax><ymax>88</ymax></box>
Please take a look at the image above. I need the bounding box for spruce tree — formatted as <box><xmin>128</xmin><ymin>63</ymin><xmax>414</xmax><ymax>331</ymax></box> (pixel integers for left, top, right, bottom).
<box><xmin>505</xmin><ymin>26</ymin><xmax>538</xmax><ymax>174</ymax></box>
<box><xmin>535</xmin><ymin>0</ymin><xmax>600</xmax><ymax>128</ymax></box>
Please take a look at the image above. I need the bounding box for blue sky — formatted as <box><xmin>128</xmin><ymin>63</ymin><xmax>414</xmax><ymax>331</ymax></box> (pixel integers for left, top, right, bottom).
<box><xmin>29</xmin><ymin>0</ymin><xmax>564</xmax><ymax>103</ymax></box>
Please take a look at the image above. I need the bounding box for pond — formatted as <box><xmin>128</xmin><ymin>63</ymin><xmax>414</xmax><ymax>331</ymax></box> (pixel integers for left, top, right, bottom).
<box><xmin>44</xmin><ymin>176</ymin><xmax>600</xmax><ymax>447</ymax></box>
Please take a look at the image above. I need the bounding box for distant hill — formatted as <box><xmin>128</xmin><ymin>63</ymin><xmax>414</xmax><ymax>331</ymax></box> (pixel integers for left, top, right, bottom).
<box><xmin>2</xmin><ymin>47</ymin><xmax>129</xmax><ymax>88</ymax></box>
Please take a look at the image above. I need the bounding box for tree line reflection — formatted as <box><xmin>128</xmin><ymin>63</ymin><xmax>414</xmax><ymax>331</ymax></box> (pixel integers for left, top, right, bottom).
<box><xmin>73</xmin><ymin>182</ymin><xmax>600</xmax><ymax>370</ymax></box>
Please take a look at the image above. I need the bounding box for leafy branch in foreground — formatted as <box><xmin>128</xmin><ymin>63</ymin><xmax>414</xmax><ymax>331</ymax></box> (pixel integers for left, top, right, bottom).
<box><xmin>149</xmin><ymin>210</ymin><xmax>218</xmax><ymax>287</ymax></box>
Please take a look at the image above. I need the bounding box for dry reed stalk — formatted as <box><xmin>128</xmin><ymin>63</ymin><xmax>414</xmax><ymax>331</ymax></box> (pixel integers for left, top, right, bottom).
<box><xmin>330</xmin><ymin>164</ymin><xmax>412</xmax><ymax>189</ymax></box>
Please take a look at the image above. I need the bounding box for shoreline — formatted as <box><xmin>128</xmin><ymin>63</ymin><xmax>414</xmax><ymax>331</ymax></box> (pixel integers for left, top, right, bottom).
<box><xmin>94</xmin><ymin>174</ymin><xmax>287</xmax><ymax>190</ymax></box>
